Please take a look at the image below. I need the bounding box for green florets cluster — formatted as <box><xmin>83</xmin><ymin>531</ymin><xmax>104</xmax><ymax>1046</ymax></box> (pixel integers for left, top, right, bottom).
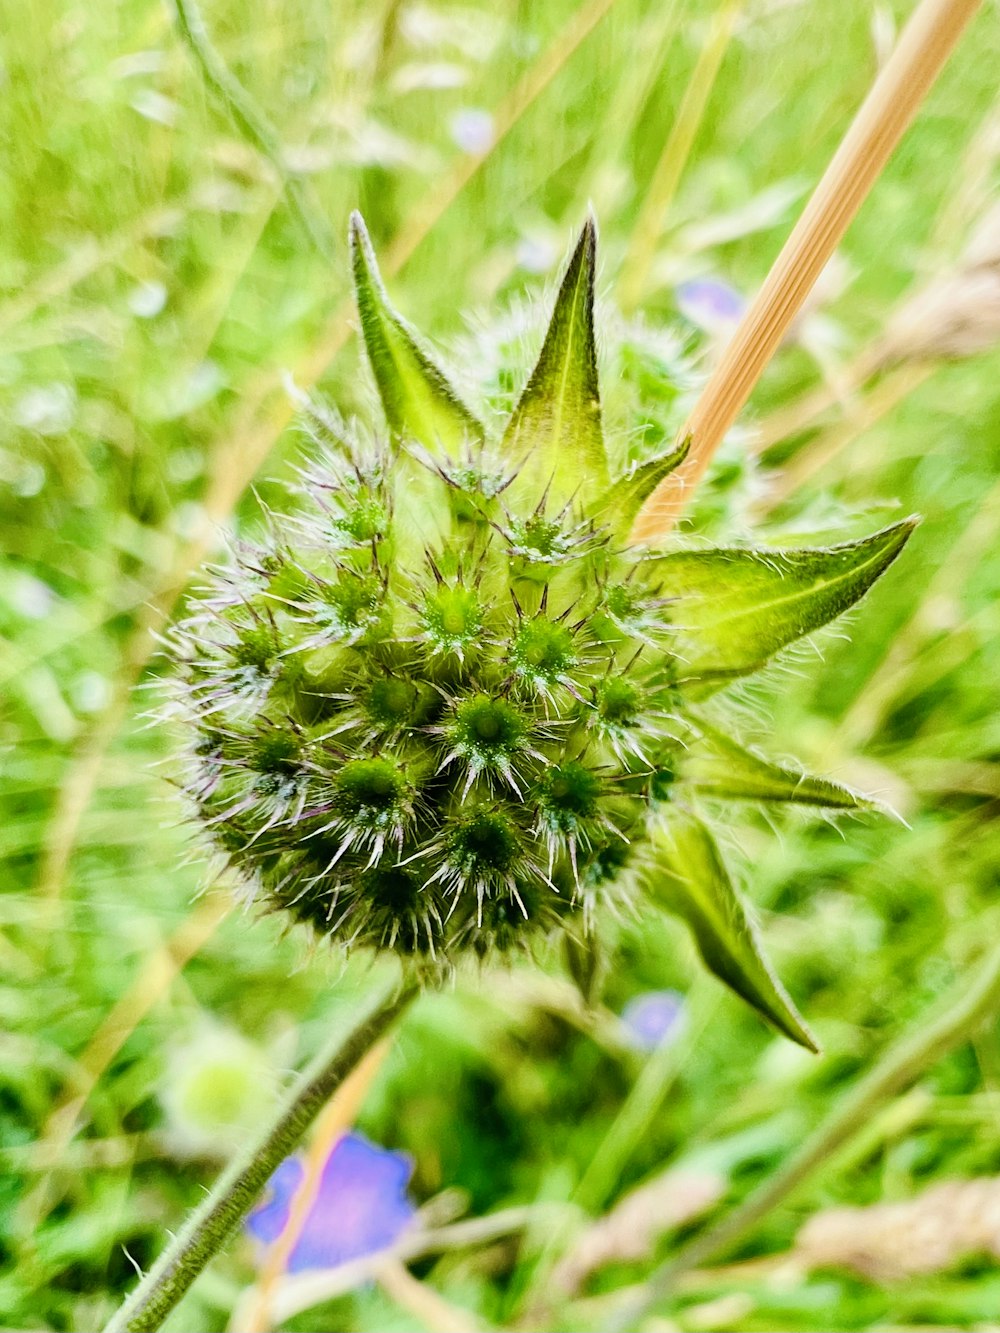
<box><xmin>172</xmin><ymin>439</ymin><xmax>679</xmax><ymax>963</ymax></box>
<box><xmin>167</xmin><ymin>211</ymin><xmax>914</xmax><ymax>1044</ymax></box>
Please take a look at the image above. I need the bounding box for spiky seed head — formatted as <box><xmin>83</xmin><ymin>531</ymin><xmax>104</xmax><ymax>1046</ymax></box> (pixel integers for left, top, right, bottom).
<box><xmin>166</xmin><ymin>213</ymin><xmax>914</xmax><ymax>1045</ymax></box>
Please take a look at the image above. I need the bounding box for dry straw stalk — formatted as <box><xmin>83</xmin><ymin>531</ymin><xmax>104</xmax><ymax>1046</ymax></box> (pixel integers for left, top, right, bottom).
<box><xmin>631</xmin><ymin>0</ymin><xmax>984</xmax><ymax>543</ymax></box>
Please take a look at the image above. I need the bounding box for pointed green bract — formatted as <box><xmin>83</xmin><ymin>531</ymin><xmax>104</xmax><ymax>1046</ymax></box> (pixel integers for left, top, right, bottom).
<box><xmin>656</xmin><ymin>519</ymin><xmax>917</xmax><ymax>688</ymax></box>
<box><xmin>501</xmin><ymin>217</ymin><xmax>609</xmax><ymax>499</ymax></box>
<box><xmin>680</xmin><ymin>717</ymin><xmax>889</xmax><ymax>812</ymax></box>
<box><xmin>648</xmin><ymin>812</ymin><xmax>818</xmax><ymax>1051</ymax></box>
<box><xmin>600</xmin><ymin>435</ymin><xmax>691</xmax><ymax>537</ymax></box>
<box><xmin>349</xmin><ymin>212</ymin><xmax>485</xmax><ymax>456</ymax></box>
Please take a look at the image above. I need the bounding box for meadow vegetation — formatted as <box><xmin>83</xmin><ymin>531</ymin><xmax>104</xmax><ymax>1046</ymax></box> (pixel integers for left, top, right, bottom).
<box><xmin>2</xmin><ymin>1</ymin><xmax>1000</xmax><ymax>1328</ymax></box>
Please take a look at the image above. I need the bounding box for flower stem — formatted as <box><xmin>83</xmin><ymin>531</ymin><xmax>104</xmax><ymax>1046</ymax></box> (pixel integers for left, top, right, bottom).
<box><xmin>610</xmin><ymin>944</ymin><xmax>1000</xmax><ymax>1331</ymax></box>
<box><xmin>103</xmin><ymin>978</ymin><xmax>419</xmax><ymax>1333</ymax></box>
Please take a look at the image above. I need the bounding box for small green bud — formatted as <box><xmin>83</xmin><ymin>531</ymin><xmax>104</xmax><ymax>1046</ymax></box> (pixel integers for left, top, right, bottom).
<box><xmin>363</xmin><ymin>675</ymin><xmax>422</xmax><ymax>731</ymax></box>
<box><xmin>595</xmin><ymin>676</ymin><xmax>642</xmax><ymax>725</ymax></box>
<box><xmin>310</xmin><ymin>571</ymin><xmax>388</xmax><ymax>644</ymax></box>
<box><xmin>421</xmin><ymin>583</ymin><xmax>484</xmax><ymax>659</ymax></box>
<box><xmin>249</xmin><ymin>729</ymin><xmax>305</xmax><ymax>798</ymax></box>
<box><xmin>232</xmin><ymin>622</ymin><xmax>279</xmax><ymax>674</ymax></box>
<box><xmin>331</xmin><ymin>491</ymin><xmax>390</xmax><ymax>547</ymax></box>
<box><xmin>161</xmin><ymin>1028</ymin><xmax>276</xmax><ymax>1157</ymax></box>
<box><xmin>445</xmin><ymin>694</ymin><xmax>531</xmax><ymax>792</ymax></box>
<box><xmin>510</xmin><ymin>618</ymin><xmax>577</xmax><ymax>695</ymax></box>
<box><xmin>536</xmin><ymin>761</ymin><xmax>601</xmax><ymax>836</ymax></box>
<box><xmin>438</xmin><ymin>806</ymin><xmax>525</xmax><ymax>900</ymax></box>
<box><xmin>328</xmin><ymin>756</ymin><xmax>415</xmax><ymax>858</ymax></box>
<box><xmin>506</xmin><ymin>513</ymin><xmax>579</xmax><ymax>566</ymax></box>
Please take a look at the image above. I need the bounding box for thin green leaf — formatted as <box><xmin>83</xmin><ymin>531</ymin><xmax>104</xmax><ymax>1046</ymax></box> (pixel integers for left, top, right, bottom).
<box><xmin>655</xmin><ymin>519</ymin><xmax>917</xmax><ymax>688</ymax></box>
<box><xmin>501</xmin><ymin>216</ymin><xmax>609</xmax><ymax>498</ymax></box>
<box><xmin>648</xmin><ymin>811</ymin><xmax>818</xmax><ymax>1051</ymax></box>
<box><xmin>349</xmin><ymin>212</ymin><xmax>484</xmax><ymax>456</ymax></box>
<box><xmin>600</xmin><ymin>435</ymin><xmax>691</xmax><ymax>536</ymax></box>
<box><xmin>678</xmin><ymin>716</ymin><xmax>891</xmax><ymax>812</ymax></box>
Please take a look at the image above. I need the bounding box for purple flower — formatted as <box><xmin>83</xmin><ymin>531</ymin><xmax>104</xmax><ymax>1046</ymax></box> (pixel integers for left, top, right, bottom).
<box><xmin>449</xmin><ymin>108</ymin><xmax>494</xmax><ymax>155</ymax></box>
<box><xmin>621</xmin><ymin>990</ymin><xmax>685</xmax><ymax>1052</ymax></box>
<box><xmin>247</xmin><ymin>1132</ymin><xmax>416</xmax><ymax>1272</ymax></box>
<box><xmin>675</xmin><ymin>278</ymin><xmax>745</xmax><ymax>333</ymax></box>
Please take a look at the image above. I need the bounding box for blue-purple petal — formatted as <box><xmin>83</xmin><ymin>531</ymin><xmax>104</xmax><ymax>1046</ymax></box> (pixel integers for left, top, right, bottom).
<box><xmin>676</xmin><ymin>278</ymin><xmax>745</xmax><ymax>332</ymax></box>
<box><xmin>621</xmin><ymin>990</ymin><xmax>685</xmax><ymax>1051</ymax></box>
<box><xmin>247</xmin><ymin>1132</ymin><xmax>416</xmax><ymax>1274</ymax></box>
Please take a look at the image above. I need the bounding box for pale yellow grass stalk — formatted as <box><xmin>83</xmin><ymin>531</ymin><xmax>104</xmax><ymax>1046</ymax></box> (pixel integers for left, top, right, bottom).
<box><xmin>745</xmin><ymin>203</ymin><xmax>1000</xmax><ymax>535</ymax></box>
<box><xmin>752</xmin><ymin>93</ymin><xmax>1000</xmax><ymax>453</ymax></box>
<box><xmin>631</xmin><ymin>0</ymin><xmax>984</xmax><ymax>544</ymax></box>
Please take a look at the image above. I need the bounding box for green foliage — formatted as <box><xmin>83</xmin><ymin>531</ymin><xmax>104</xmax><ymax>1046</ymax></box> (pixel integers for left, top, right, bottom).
<box><xmin>600</xmin><ymin>433</ymin><xmax>692</xmax><ymax>538</ymax></box>
<box><xmin>350</xmin><ymin>212</ymin><xmax>485</xmax><ymax>455</ymax></box>
<box><xmin>679</xmin><ymin>716</ymin><xmax>887</xmax><ymax>811</ymax></box>
<box><xmin>4</xmin><ymin>2</ymin><xmax>1000</xmax><ymax>1329</ymax></box>
<box><xmin>652</xmin><ymin>520</ymin><xmax>918</xmax><ymax>690</ymax></box>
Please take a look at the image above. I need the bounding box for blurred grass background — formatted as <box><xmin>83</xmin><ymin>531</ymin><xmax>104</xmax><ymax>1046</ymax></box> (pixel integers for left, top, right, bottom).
<box><xmin>2</xmin><ymin>0</ymin><xmax>1000</xmax><ymax>1328</ymax></box>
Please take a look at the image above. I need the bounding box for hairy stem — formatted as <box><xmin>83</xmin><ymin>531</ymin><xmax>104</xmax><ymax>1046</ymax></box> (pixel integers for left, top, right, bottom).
<box><xmin>103</xmin><ymin>978</ymin><xmax>419</xmax><ymax>1333</ymax></box>
<box><xmin>611</xmin><ymin>944</ymin><xmax>1000</xmax><ymax>1331</ymax></box>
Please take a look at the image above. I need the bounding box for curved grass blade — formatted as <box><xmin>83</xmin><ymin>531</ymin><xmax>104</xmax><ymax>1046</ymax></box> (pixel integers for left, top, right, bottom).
<box><xmin>502</xmin><ymin>216</ymin><xmax>609</xmax><ymax>499</ymax></box>
<box><xmin>349</xmin><ymin>212</ymin><xmax>485</xmax><ymax>456</ymax></box>
<box><xmin>648</xmin><ymin>811</ymin><xmax>818</xmax><ymax>1051</ymax></box>
<box><xmin>657</xmin><ymin>518</ymin><xmax>917</xmax><ymax>689</ymax></box>
<box><xmin>679</xmin><ymin>716</ymin><xmax>891</xmax><ymax>812</ymax></box>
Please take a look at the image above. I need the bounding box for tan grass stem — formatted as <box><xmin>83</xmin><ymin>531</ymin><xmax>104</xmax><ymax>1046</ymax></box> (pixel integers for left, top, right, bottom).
<box><xmin>630</xmin><ymin>0</ymin><xmax>983</xmax><ymax>544</ymax></box>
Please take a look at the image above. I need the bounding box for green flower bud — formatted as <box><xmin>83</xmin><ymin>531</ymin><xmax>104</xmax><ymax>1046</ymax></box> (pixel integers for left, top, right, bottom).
<box><xmin>166</xmin><ymin>213</ymin><xmax>915</xmax><ymax>1047</ymax></box>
